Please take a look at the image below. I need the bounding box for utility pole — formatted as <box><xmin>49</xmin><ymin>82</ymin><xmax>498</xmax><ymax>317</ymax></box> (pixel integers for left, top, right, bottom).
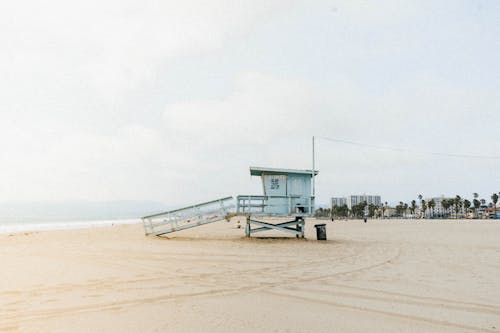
<box><xmin>312</xmin><ymin>136</ymin><xmax>315</xmax><ymax>198</ymax></box>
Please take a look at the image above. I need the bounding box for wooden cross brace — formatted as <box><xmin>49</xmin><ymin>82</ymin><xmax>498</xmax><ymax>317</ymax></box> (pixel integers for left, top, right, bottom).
<box><xmin>246</xmin><ymin>218</ymin><xmax>305</xmax><ymax>238</ymax></box>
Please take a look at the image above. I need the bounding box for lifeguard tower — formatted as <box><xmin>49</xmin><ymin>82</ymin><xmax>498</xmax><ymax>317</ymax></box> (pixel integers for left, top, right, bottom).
<box><xmin>141</xmin><ymin>166</ymin><xmax>318</xmax><ymax>239</ymax></box>
<box><xmin>237</xmin><ymin>166</ymin><xmax>318</xmax><ymax>238</ymax></box>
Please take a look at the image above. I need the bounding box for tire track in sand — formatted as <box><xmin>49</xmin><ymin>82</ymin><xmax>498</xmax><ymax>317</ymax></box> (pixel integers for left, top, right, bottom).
<box><xmin>266</xmin><ymin>290</ymin><xmax>497</xmax><ymax>333</ymax></box>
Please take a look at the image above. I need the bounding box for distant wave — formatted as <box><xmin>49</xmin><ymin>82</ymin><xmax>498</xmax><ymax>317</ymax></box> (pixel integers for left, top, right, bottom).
<box><xmin>0</xmin><ymin>218</ymin><xmax>140</xmax><ymax>234</ymax></box>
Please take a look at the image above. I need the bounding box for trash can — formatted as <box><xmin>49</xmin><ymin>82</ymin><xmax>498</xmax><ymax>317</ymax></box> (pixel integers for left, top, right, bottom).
<box><xmin>314</xmin><ymin>223</ymin><xmax>327</xmax><ymax>241</ymax></box>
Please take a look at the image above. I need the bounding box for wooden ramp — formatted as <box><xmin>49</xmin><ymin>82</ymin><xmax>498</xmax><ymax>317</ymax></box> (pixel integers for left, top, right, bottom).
<box><xmin>141</xmin><ymin>196</ymin><xmax>234</xmax><ymax>236</ymax></box>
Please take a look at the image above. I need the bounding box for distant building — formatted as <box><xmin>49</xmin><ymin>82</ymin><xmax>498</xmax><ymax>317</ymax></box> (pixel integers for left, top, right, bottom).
<box><xmin>345</xmin><ymin>195</ymin><xmax>381</xmax><ymax>209</ymax></box>
<box><xmin>486</xmin><ymin>205</ymin><xmax>499</xmax><ymax>218</ymax></box>
<box><xmin>425</xmin><ymin>196</ymin><xmax>455</xmax><ymax>216</ymax></box>
<box><xmin>477</xmin><ymin>205</ymin><xmax>489</xmax><ymax>218</ymax></box>
<box><xmin>383</xmin><ymin>207</ymin><xmax>397</xmax><ymax>218</ymax></box>
<box><xmin>331</xmin><ymin>197</ymin><xmax>347</xmax><ymax>207</ymax></box>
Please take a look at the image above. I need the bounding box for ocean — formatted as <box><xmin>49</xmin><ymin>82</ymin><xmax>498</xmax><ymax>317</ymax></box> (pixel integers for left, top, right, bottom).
<box><xmin>0</xmin><ymin>218</ymin><xmax>141</xmax><ymax>234</ymax></box>
<box><xmin>0</xmin><ymin>200</ymin><xmax>167</xmax><ymax>234</ymax></box>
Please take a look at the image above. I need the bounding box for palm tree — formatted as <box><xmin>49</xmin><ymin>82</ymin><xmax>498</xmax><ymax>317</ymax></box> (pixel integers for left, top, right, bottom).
<box><xmin>473</xmin><ymin>199</ymin><xmax>481</xmax><ymax>218</ymax></box>
<box><xmin>411</xmin><ymin>200</ymin><xmax>417</xmax><ymax>217</ymax></box>
<box><xmin>463</xmin><ymin>199</ymin><xmax>471</xmax><ymax>218</ymax></box>
<box><xmin>447</xmin><ymin>198</ymin><xmax>455</xmax><ymax>218</ymax></box>
<box><xmin>472</xmin><ymin>193</ymin><xmax>479</xmax><ymax>218</ymax></box>
<box><xmin>441</xmin><ymin>199</ymin><xmax>450</xmax><ymax>218</ymax></box>
<box><xmin>454</xmin><ymin>195</ymin><xmax>462</xmax><ymax>218</ymax></box>
<box><xmin>404</xmin><ymin>203</ymin><xmax>409</xmax><ymax>218</ymax></box>
<box><xmin>480</xmin><ymin>199</ymin><xmax>486</xmax><ymax>217</ymax></box>
<box><xmin>428</xmin><ymin>199</ymin><xmax>436</xmax><ymax>218</ymax></box>
<box><xmin>418</xmin><ymin>195</ymin><xmax>423</xmax><ymax>218</ymax></box>
<box><xmin>492</xmin><ymin>193</ymin><xmax>499</xmax><ymax>217</ymax></box>
<box><xmin>421</xmin><ymin>200</ymin><xmax>427</xmax><ymax>218</ymax></box>
<box><xmin>398</xmin><ymin>201</ymin><xmax>404</xmax><ymax>218</ymax></box>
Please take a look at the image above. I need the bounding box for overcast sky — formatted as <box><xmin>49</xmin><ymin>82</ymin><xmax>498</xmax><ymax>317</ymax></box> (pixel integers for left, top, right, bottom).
<box><xmin>1</xmin><ymin>0</ymin><xmax>499</xmax><ymax>210</ymax></box>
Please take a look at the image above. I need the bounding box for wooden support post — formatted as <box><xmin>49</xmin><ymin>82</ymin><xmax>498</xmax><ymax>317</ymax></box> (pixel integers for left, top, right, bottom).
<box><xmin>245</xmin><ymin>216</ymin><xmax>251</xmax><ymax>237</ymax></box>
<box><xmin>293</xmin><ymin>217</ymin><xmax>305</xmax><ymax>238</ymax></box>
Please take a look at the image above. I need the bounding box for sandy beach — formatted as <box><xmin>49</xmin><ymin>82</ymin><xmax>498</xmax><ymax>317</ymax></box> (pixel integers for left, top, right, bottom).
<box><xmin>1</xmin><ymin>219</ymin><xmax>499</xmax><ymax>332</ymax></box>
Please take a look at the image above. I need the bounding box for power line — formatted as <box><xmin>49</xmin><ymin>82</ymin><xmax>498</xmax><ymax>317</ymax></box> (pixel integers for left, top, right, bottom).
<box><xmin>316</xmin><ymin>136</ymin><xmax>500</xmax><ymax>160</ymax></box>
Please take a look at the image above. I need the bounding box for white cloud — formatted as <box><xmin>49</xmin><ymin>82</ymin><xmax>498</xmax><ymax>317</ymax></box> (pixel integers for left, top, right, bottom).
<box><xmin>0</xmin><ymin>1</ymin><xmax>300</xmax><ymax>203</ymax></box>
<box><xmin>163</xmin><ymin>72</ymin><xmax>318</xmax><ymax>146</ymax></box>
<box><xmin>1</xmin><ymin>68</ymin><xmax>496</xmax><ymax>204</ymax></box>
<box><xmin>0</xmin><ymin>0</ymin><xmax>291</xmax><ymax>99</ymax></box>
<box><xmin>330</xmin><ymin>0</ymin><xmax>421</xmax><ymax>23</ymax></box>
<box><xmin>0</xmin><ymin>0</ymin><xmax>497</xmax><ymax>209</ymax></box>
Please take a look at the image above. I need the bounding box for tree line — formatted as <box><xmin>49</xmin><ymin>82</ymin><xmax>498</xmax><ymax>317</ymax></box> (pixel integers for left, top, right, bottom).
<box><xmin>315</xmin><ymin>192</ymin><xmax>499</xmax><ymax>219</ymax></box>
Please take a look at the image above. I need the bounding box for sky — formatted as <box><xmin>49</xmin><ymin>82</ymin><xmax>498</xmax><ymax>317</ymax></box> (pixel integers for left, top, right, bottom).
<box><xmin>0</xmin><ymin>0</ymin><xmax>499</xmax><ymax>216</ymax></box>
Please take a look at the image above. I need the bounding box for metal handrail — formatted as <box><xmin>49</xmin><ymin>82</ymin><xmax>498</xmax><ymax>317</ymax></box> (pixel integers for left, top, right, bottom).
<box><xmin>236</xmin><ymin>195</ymin><xmax>315</xmax><ymax>216</ymax></box>
<box><xmin>142</xmin><ymin>196</ymin><xmax>233</xmax><ymax>219</ymax></box>
<box><xmin>142</xmin><ymin>196</ymin><xmax>235</xmax><ymax>236</ymax></box>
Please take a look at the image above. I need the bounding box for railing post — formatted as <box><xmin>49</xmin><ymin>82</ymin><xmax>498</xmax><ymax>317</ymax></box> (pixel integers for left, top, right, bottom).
<box><xmin>148</xmin><ymin>218</ymin><xmax>154</xmax><ymax>235</ymax></box>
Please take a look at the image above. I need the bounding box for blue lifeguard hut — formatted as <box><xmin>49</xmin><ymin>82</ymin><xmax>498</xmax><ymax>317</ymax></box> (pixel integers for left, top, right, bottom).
<box><xmin>141</xmin><ymin>165</ymin><xmax>318</xmax><ymax>239</ymax></box>
<box><xmin>237</xmin><ymin>166</ymin><xmax>318</xmax><ymax>238</ymax></box>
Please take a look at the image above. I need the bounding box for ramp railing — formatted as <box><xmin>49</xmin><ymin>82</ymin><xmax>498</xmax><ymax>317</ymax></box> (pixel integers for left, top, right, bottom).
<box><xmin>142</xmin><ymin>196</ymin><xmax>234</xmax><ymax>236</ymax></box>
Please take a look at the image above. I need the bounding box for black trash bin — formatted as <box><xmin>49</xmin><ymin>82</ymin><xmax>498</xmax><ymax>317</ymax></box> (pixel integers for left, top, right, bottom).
<box><xmin>314</xmin><ymin>223</ymin><xmax>327</xmax><ymax>240</ymax></box>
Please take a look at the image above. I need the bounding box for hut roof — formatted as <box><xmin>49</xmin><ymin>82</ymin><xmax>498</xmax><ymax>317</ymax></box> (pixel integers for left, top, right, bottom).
<box><xmin>249</xmin><ymin>166</ymin><xmax>318</xmax><ymax>177</ymax></box>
